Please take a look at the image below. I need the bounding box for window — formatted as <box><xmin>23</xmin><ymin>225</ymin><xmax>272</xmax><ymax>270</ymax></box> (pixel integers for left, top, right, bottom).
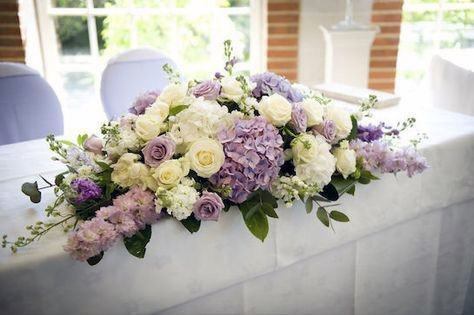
<box><xmin>396</xmin><ymin>0</ymin><xmax>474</xmax><ymax>95</ymax></box>
<box><xmin>31</xmin><ymin>0</ymin><xmax>265</xmax><ymax>134</ymax></box>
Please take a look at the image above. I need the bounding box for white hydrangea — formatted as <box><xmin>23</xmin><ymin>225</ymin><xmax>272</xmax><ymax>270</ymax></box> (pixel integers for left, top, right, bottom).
<box><xmin>104</xmin><ymin>121</ymin><xmax>141</xmax><ymax>158</ymax></box>
<box><xmin>155</xmin><ymin>179</ymin><xmax>199</xmax><ymax>220</ymax></box>
<box><xmin>168</xmin><ymin>98</ymin><xmax>229</xmax><ymax>153</ymax></box>
<box><xmin>271</xmin><ymin>175</ymin><xmax>319</xmax><ymax>207</ymax></box>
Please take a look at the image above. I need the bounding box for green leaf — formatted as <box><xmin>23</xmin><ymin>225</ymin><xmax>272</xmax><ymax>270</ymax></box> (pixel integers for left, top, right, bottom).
<box><xmin>95</xmin><ymin>160</ymin><xmax>112</xmax><ymax>172</ymax></box>
<box><xmin>360</xmin><ymin>170</ymin><xmax>379</xmax><ymax>180</ymax></box>
<box><xmin>316</xmin><ymin>207</ymin><xmax>330</xmax><ymax>227</ymax></box>
<box><xmin>260</xmin><ymin>190</ymin><xmax>278</xmax><ymax>208</ymax></box>
<box><xmin>261</xmin><ymin>203</ymin><xmax>278</xmax><ymax>218</ymax></box>
<box><xmin>77</xmin><ymin>134</ymin><xmax>88</xmax><ymax>147</ymax></box>
<box><xmin>320</xmin><ymin>183</ymin><xmax>339</xmax><ymax>201</ymax></box>
<box><xmin>347</xmin><ymin>115</ymin><xmax>358</xmax><ymax>141</ymax></box>
<box><xmin>329</xmin><ymin>210</ymin><xmax>350</xmax><ymax>222</ymax></box>
<box><xmin>181</xmin><ymin>215</ymin><xmax>201</xmax><ymax>233</ymax></box>
<box><xmin>123</xmin><ymin>225</ymin><xmax>152</xmax><ymax>259</ymax></box>
<box><xmin>305</xmin><ymin>198</ymin><xmax>313</xmax><ymax>214</ymax></box>
<box><xmin>347</xmin><ymin>185</ymin><xmax>356</xmax><ymax>196</ymax></box>
<box><xmin>239</xmin><ymin>205</ymin><xmax>269</xmax><ymax>242</ymax></box>
<box><xmin>168</xmin><ymin>105</ymin><xmax>188</xmax><ymax>116</ymax></box>
<box><xmin>331</xmin><ymin>177</ymin><xmax>357</xmax><ymax>196</ymax></box>
<box><xmin>244</xmin><ymin>203</ymin><xmax>260</xmax><ymax>220</ymax></box>
<box><xmin>55</xmin><ymin>172</ymin><xmax>66</xmax><ymax>186</ymax></box>
<box><xmin>312</xmin><ymin>195</ymin><xmax>329</xmax><ymax>202</ymax></box>
<box><xmin>21</xmin><ymin>181</ymin><xmax>41</xmax><ymax>203</ymax></box>
<box><xmin>58</xmin><ymin>139</ymin><xmax>75</xmax><ymax>146</ymax></box>
<box><xmin>358</xmin><ymin>177</ymin><xmax>371</xmax><ymax>184</ymax></box>
<box><xmin>87</xmin><ymin>251</ymin><xmax>104</xmax><ymax>266</ymax></box>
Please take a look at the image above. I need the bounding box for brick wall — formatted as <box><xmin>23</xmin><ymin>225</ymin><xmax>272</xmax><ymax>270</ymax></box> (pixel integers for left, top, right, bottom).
<box><xmin>267</xmin><ymin>0</ymin><xmax>300</xmax><ymax>82</ymax></box>
<box><xmin>368</xmin><ymin>0</ymin><xmax>403</xmax><ymax>92</ymax></box>
<box><xmin>0</xmin><ymin>0</ymin><xmax>24</xmax><ymax>63</ymax></box>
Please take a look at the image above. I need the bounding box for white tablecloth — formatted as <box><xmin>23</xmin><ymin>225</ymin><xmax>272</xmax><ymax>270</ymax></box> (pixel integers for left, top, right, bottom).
<box><xmin>0</xmin><ymin>104</ymin><xmax>473</xmax><ymax>315</ymax></box>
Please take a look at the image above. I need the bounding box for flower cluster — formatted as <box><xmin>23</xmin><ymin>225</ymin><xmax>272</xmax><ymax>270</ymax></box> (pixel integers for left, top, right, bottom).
<box><xmin>4</xmin><ymin>41</ymin><xmax>428</xmax><ymax>265</ymax></box>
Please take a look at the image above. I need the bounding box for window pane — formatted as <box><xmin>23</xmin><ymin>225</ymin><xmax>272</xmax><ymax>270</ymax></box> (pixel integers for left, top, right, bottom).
<box><xmin>218</xmin><ymin>0</ymin><xmax>250</xmax><ymax>7</ymax></box>
<box><xmin>51</xmin><ymin>0</ymin><xmax>86</xmax><ymax>8</ymax></box>
<box><xmin>93</xmin><ymin>0</ymin><xmax>127</xmax><ymax>8</ymax></box>
<box><xmin>95</xmin><ymin>16</ymin><xmax>107</xmax><ymax>53</ymax></box>
<box><xmin>99</xmin><ymin>15</ymin><xmax>132</xmax><ymax>57</ymax></box>
<box><xmin>54</xmin><ymin>16</ymin><xmax>90</xmax><ymax>56</ymax></box>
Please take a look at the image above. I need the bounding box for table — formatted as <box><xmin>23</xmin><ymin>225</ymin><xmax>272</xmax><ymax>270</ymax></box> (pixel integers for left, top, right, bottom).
<box><xmin>0</xmin><ymin>104</ymin><xmax>473</xmax><ymax>315</ymax></box>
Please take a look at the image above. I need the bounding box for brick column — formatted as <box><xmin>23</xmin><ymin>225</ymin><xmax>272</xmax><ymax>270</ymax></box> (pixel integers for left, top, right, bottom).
<box><xmin>0</xmin><ymin>0</ymin><xmax>24</xmax><ymax>63</ymax></box>
<box><xmin>368</xmin><ymin>0</ymin><xmax>403</xmax><ymax>92</ymax></box>
<box><xmin>267</xmin><ymin>0</ymin><xmax>300</xmax><ymax>82</ymax></box>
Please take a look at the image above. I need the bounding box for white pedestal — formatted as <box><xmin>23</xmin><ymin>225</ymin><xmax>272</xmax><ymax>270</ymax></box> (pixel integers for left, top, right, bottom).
<box><xmin>320</xmin><ymin>26</ymin><xmax>378</xmax><ymax>88</ymax></box>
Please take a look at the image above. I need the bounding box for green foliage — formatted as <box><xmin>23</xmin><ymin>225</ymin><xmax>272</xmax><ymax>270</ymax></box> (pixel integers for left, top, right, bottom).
<box><xmin>316</xmin><ymin>207</ymin><xmax>330</xmax><ymax>227</ymax></box>
<box><xmin>21</xmin><ymin>182</ymin><xmax>41</xmax><ymax>203</ymax></box>
<box><xmin>329</xmin><ymin>211</ymin><xmax>350</xmax><ymax>222</ymax></box>
<box><xmin>87</xmin><ymin>251</ymin><xmax>104</xmax><ymax>266</ymax></box>
<box><xmin>123</xmin><ymin>225</ymin><xmax>152</xmax><ymax>258</ymax></box>
<box><xmin>181</xmin><ymin>215</ymin><xmax>201</xmax><ymax>233</ymax></box>
<box><xmin>347</xmin><ymin>115</ymin><xmax>358</xmax><ymax>140</ymax></box>
<box><xmin>168</xmin><ymin>105</ymin><xmax>188</xmax><ymax>117</ymax></box>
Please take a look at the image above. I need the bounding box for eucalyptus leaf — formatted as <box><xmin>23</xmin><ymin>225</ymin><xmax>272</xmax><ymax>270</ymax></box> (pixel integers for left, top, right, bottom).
<box><xmin>316</xmin><ymin>207</ymin><xmax>330</xmax><ymax>227</ymax></box>
<box><xmin>240</xmin><ymin>206</ymin><xmax>269</xmax><ymax>242</ymax></box>
<box><xmin>123</xmin><ymin>225</ymin><xmax>152</xmax><ymax>259</ymax></box>
<box><xmin>181</xmin><ymin>215</ymin><xmax>201</xmax><ymax>233</ymax></box>
<box><xmin>329</xmin><ymin>210</ymin><xmax>350</xmax><ymax>222</ymax></box>
<box><xmin>87</xmin><ymin>251</ymin><xmax>104</xmax><ymax>266</ymax></box>
<box><xmin>305</xmin><ymin>198</ymin><xmax>313</xmax><ymax>214</ymax></box>
<box><xmin>21</xmin><ymin>181</ymin><xmax>41</xmax><ymax>203</ymax></box>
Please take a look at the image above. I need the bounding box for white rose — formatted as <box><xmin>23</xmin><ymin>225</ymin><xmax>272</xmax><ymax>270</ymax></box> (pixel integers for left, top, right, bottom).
<box><xmin>325</xmin><ymin>106</ymin><xmax>352</xmax><ymax>141</ymax></box>
<box><xmin>258</xmin><ymin>93</ymin><xmax>292</xmax><ymax>127</ymax></box>
<box><xmin>220</xmin><ymin>76</ymin><xmax>244</xmax><ymax>102</ymax></box>
<box><xmin>291</xmin><ymin>133</ymin><xmax>319</xmax><ymax>165</ymax></box>
<box><xmin>152</xmin><ymin>159</ymin><xmax>189</xmax><ymax>188</ymax></box>
<box><xmin>145</xmin><ymin>99</ymin><xmax>169</xmax><ymax>122</ymax></box>
<box><xmin>300</xmin><ymin>99</ymin><xmax>324</xmax><ymax>127</ymax></box>
<box><xmin>333</xmin><ymin>141</ymin><xmax>356</xmax><ymax>178</ymax></box>
<box><xmin>159</xmin><ymin>83</ymin><xmax>187</xmax><ymax>107</ymax></box>
<box><xmin>135</xmin><ymin>114</ymin><xmax>162</xmax><ymax>141</ymax></box>
<box><xmin>186</xmin><ymin>138</ymin><xmax>225</xmax><ymax>178</ymax></box>
<box><xmin>111</xmin><ymin>153</ymin><xmax>156</xmax><ymax>190</ymax></box>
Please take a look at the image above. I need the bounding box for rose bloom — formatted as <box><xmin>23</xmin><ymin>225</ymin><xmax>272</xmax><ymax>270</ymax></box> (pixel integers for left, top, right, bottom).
<box><xmin>325</xmin><ymin>106</ymin><xmax>352</xmax><ymax>141</ymax></box>
<box><xmin>300</xmin><ymin>99</ymin><xmax>324</xmax><ymax>127</ymax></box>
<box><xmin>152</xmin><ymin>159</ymin><xmax>189</xmax><ymax>188</ymax></box>
<box><xmin>111</xmin><ymin>153</ymin><xmax>156</xmax><ymax>190</ymax></box>
<box><xmin>144</xmin><ymin>99</ymin><xmax>169</xmax><ymax>122</ymax></box>
<box><xmin>258</xmin><ymin>93</ymin><xmax>292</xmax><ymax>127</ymax></box>
<box><xmin>186</xmin><ymin>138</ymin><xmax>225</xmax><ymax>178</ymax></box>
<box><xmin>333</xmin><ymin>141</ymin><xmax>357</xmax><ymax>178</ymax></box>
<box><xmin>142</xmin><ymin>135</ymin><xmax>176</xmax><ymax>167</ymax></box>
<box><xmin>193</xmin><ymin>191</ymin><xmax>224</xmax><ymax>221</ymax></box>
<box><xmin>83</xmin><ymin>135</ymin><xmax>103</xmax><ymax>155</ymax></box>
<box><xmin>134</xmin><ymin>114</ymin><xmax>162</xmax><ymax>141</ymax></box>
<box><xmin>291</xmin><ymin>133</ymin><xmax>320</xmax><ymax>165</ymax></box>
<box><xmin>193</xmin><ymin>80</ymin><xmax>221</xmax><ymax>100</ymax></box>
<box><xmin>159</xmin><ymin>83</ymin><xmax>187</xmax><ymax>107</ymax></box>
<box><xmin>220</xmin><ymin>76</ymin><xmax>244</xmax><ymax>101</ymax></box>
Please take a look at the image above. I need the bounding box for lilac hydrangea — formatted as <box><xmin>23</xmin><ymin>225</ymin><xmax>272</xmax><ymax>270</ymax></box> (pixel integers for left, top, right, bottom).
<box><xmin>350</xmin><ymin>139</ymin><xmax>428</xmax><ymax>177</ymax></box>
<box><xmin>289</xmin><ymin>103</ymin><xmax>308</xmax><ymax>133</ymax></box>
<box><xmin>357</xmin><ymin>123</ymin><xmax>384</xmax><ymax>142</ymax></box>
<box><xmin>251</xmin><ymin>72</ymin><xmax>303</xmax><ymax>103</ymax></box>
<box><xmin>129</xmin><ymin>90</ymin><xmax>159</xmax><ymax>115</ymax></box>
<box><xmin>210</xmin><ymin>117</ymin><xmax>284</xmax><ymax>203</ymax></box>
<box><xmin>64</xmin><ymin>217</ymin><xmax>118</xmax><ymax>261</ymax></box>
<box><xmin>71</xmin><ymin>178</ymin><xmax>102</xmax><ymax>203</ymax></box>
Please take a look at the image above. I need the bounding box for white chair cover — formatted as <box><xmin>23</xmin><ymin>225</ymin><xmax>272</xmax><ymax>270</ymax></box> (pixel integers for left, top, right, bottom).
<box><xmin>100</xmin><ymin>48</ymin><xmax>179</xmax><ymax>119</ymax></box>
<box><xmin>429</xmin><ymin>50</ymin><xmax>474</xmax><ymax>116</ymax></box>
<box><xmin>0</xmin><ymin>62</ymin><xmax>64</xmax><ymax>145</ymax></box>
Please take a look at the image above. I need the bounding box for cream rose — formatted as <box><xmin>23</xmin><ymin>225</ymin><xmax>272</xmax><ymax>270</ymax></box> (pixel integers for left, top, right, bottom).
<box><xmin>220</xmin><ymin>76</ymin><xmax>244</xmax><ymax>102</ymax></box>
<box><xmin>333</xmin><ymin>141</ymin><xmax>356</xmax><ymax>178</ymax></box>
<box><xmin>186</xmin><ymin>138</ymin><xmax>225</xmax><ymax>178</ymax></box>
<box><xmin>291</xmin><ymin>133</ymin><xmax>320</xmax><ymax>165</ymax></box>
<box><xmin>159</xmin><ymin>83</ymin><xmax>187</xmax><ymax>107</ymax></box>
<box><xmin>325</xmin><ymin>106</ymin><xmax>352</xmax><ymax>141</ymax></box>
<box><xmin>258</xmin><ymin>93</ymin><xmax>292</xmax><ymax>127</ymax></box>
<box><xmin>300</xmin><ymin>99</ymin><xmax>324</xmax><ymax>127</ymax></box>
<box><xmin>152</xmin><ymin>159</ymin><xmax>189</xmax><ymax>188</ymax></box>
<box><xmin>111</xmin><ymin>153</ymin><xmax>156</xmax><ymax>190</ymax></box>
<box><xmin>135</xmin><ymin>114</ymin><xmax>162</xmax><ymax>141</ymax></box>
<box><xmin>145</xmin><ymin>99</ymin><xmax>169</xmax><ymax>122</ymax></box>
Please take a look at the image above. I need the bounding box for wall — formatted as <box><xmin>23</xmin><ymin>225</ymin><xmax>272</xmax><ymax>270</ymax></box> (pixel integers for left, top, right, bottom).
<box><xmin>0</xmin><ymin>0</ymin><xmax>24</xmax><ymax>63</ymax></box>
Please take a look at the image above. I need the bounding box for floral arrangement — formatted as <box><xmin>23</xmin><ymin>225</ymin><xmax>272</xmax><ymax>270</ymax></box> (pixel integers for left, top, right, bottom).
<box><xmin>1</xmin><ymin>41</ymin><xmax>428</xmax><ymax>265</ymax></box>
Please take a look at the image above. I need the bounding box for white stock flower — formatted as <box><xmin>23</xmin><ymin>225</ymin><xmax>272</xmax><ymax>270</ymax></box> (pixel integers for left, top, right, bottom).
<box><xmin>258</xmin><ymin>93</ymin><xmax>292</xmax><ymax>127</ymax></box>
<box><xmin>300</xmin><ymin>98</ymin><xmax>324</xmax><ymax>127</ymax></box>
<box><xmin>220</xmin><ymin>76</ymin><xmax>244</xmax><ymax>101</ymax></box>
<box><xmin>155</xmin><ymin>182</ymin><xmax>199</xmax><ymax>220</ymax></box>
<box><xmin>333</xmin><ymin>141</ymin><xmax>356</xmax><ymax>178</ymax></box>
<box><xmin>135</xmin><ymin>114</ymin><xmax>162</xmax><ymax>141</ymax></box>
<box><xmin>325</xmin><ymin>106</ymin><xmax>352</xmax><ymax>141</ymax></box>
<box><xmin>186</xmin><ymin>138</ymin><xmax>225</xmax><ymax>178</ymax></box>
<box><xmin>159</xmin><ymin>83</ymin><xmax>187</xmax><ymax>107</ymax></box>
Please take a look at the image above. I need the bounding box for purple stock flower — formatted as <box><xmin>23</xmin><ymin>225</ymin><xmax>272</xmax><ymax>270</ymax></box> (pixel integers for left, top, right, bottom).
<box><xmin>113</xmin><ymin>186</ymin><xmax>160</xmax><ymax>229</ymax></box>
<box><xmin>96</xmin><ymin>206</ymin><xmax>139</xmax><ymax>237</ymax></box>
<box><xmin>312</xmin><ymin>120</ymin><xmax>336</xmax><ymax>143</ymax></box>
<box><xmin>129</xmin><ymin>90</ymin><xmax>159</xmax><ymax>115</ymax></box>
<box><xmin>289</xmin><ymin>103</ymin><xmax>308</xmax><ymax>133</ymax></box>
<box><xmin>357</xmin><ymin>123</ymin><xmax>384</xmax><ymax>142</ymax></box>
<box><xmin>192</xmin><ymin>80</ymin><xmax>221</xmax><ymax>100</ymax></box>
<box><xmin>193</xmin><ymin>191</ymin><xmax>224</xmax><ymax>221</ymax></box>
<box><xmin>210</xmin><ymin>116</ymin><xmax>284</xmax><ymax>204</ymax></box>
<box><xmin>251</xmin><ymin>72</ymin><xmax>303</xmax><ymax>103</ymax></box>
<box><xmin>71</xmin><ymin>178</ymin><xmax>102</xmax><ymax>203</ymax></box>
<box><xmin>142</xmin><ymin>135</ymin><xmax>176</xmax><ymax>167</ymax></box>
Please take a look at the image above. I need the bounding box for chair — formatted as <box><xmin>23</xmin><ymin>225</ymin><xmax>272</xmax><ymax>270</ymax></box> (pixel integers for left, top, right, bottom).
<box><xmin>0</xmin><ymin>63</ymin><xmax>64</xmax><ymax>145</ymax></box>
<box><xmin>100</xmin><ymin>48</ymin><xmax>179</xmax><ymax>119</ymax></box>
<box><xmin>430</xmin><ymin>51</ymin><xmax>474</xmax><ymax>116</ymax></box>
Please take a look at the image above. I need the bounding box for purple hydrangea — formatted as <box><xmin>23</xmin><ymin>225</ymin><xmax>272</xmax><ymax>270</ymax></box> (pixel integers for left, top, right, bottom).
<box><xmin>193</xmin><ymin>191</ymin><xmax>224</xmax><ymax>221</ymax></box>
<box><xmin>192</xmin><ymin>80</ymin><xmax>221</xmax><ymax>100</ymax></box>
<box><xmin>289</xmin><ymin>103</ymin><xmax>308</xmax><ymax>133</ymax></box>
<box><xmin>129</xmin><ymin>90</ymin><xmax>159</xmax><ymax>115</ymax></box>
<box><xmin>71</xmin><ymin>178</ymin><xmax>102</xmax><ymax>203</ymax></box>
<box><xmin>251</xmin><ymin>72</ymin><xmax>303</xmax><ymax>103</ymax></box>
<box><xmin>357</xmin><ymin>123</ymin><xmax>385</xmax><ymax>142</ymax></box>
<box><xmin>350</xmin><ymin>139</ymin><xmax>428</xmax><ymax>177</ymax></box>
<box><xmin>210</xmin><ymin>117</ymin><xmax>284</xmax><ymax>204</ymax></box>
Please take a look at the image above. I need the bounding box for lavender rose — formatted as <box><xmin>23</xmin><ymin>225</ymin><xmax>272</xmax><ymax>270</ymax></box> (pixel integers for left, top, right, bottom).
<box><xmin>83</xmin><ymin>135</ymin><xmax>103</xmax><ymax>155</ymax></box>
<box><xmin>129</xmin><ymin>90</ymin><xmax>159</xmax><ymax>115</ymax></box>
<box><xmin>312</xmin><ymin>120</ymin><xmax>336</xmax><ymax>143</ymax></box>
<box><xmin>142</xmin><ymin>135</ymin><xmax>176</xmax><ymax>167</ymax></box>
<box><xmin>193</xmin><ymin>191</ymin><xmax>224</xmax><ymax>221</ymax></box>
<box><xmin>289</xmin><ymin>103</ymin><xmax>308</xmax><ymax>133</ymax></box>
<box><xmin>192</xmin><ymin>80</ymin><xmax>221</xmax><ymax>100</ymax></box>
